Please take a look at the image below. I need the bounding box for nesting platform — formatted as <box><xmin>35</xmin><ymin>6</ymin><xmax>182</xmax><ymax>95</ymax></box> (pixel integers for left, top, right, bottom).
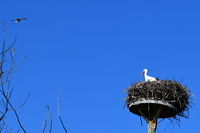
<box><xmin>124</xmin><ymin>80</ymin><xmax>192</xmax><ymax>119</ymax></box>
<box><xmin>129</xmin><ymin>100</ymin><xmax>177</xmax><ymax>118</ymax></box>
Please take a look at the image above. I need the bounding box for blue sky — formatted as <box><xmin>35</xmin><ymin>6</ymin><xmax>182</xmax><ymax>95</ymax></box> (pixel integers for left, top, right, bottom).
<box><xmin>0</xmin><ymin>0</ymin><xmax>199</xmax><ymax>132</ymax></box>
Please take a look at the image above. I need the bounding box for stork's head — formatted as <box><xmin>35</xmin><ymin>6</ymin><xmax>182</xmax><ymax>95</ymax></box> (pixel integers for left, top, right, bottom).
<box><xmin>140</xmin><ymin>69</ymin><xmax>147</xmax><ymax>76</ymax></box>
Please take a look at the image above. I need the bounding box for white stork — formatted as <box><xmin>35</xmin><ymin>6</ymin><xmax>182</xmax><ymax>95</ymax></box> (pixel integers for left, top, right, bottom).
<box><xmin>140</xmin><ymin>69</ymin><xmax>157</xmax><ymax>81</ymax></box>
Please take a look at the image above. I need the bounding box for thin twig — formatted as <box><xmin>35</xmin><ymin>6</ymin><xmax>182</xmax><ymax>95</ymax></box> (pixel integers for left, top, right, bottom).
<box><xmin>46</xmin><ymin>106</ymin><xmax>53</xmax><ymax>133</ymax></box>
<box><xmin>41</xmin><ymin>106</ymin><xmax>49</xmax><ymax>133</ymax></box>
<box><xmin>9</xmin><ymin>93</ymin><xmax>30</xmax><ymax>110</ymax></box>
<box><xmin>0</xmin><ymin>90</ymin><xmax>26</xmax><ymax>132</ymax></box>
<box><xmin>57</xmin><ymin>85</ymin><xmax>68</xmax><ymax>133</ymax></box>
<box><xmin>153</xmin><ymin>70</ymin><xmax>168</xmax><ymax>80</ymax></box>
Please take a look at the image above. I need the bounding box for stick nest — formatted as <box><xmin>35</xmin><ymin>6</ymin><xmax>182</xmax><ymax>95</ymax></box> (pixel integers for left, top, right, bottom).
<box><xmin>124</xmin><ymin>80</ymin><xmax>193</xmax><ymax>118</ymax></box>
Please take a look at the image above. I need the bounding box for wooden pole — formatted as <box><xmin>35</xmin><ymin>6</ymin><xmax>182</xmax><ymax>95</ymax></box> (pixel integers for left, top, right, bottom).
<box><xmin>147</xmin><ymin>119</ymin><xmax>156</xmax><ymax>133</ymax></box>
<box><xmin>147</xmin><ymin>110</ymin><xmax>156</xmax><ymax>133</ymax></box>
<box><xmin>147</xmin><ymin>105</ymin><xmax>163</xmax><ymax>133</ymax></box>
<box><xmin>137</xmin><ymin>105</ymin><xmax>163</xmax><ymax>133</ymax></box>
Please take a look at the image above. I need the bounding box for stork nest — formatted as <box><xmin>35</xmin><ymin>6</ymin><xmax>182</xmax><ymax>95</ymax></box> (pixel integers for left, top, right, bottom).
<box><xmin>123</xmin><ymin>80</ymin><xmax>193</xmax><ymax>118</ymax></box>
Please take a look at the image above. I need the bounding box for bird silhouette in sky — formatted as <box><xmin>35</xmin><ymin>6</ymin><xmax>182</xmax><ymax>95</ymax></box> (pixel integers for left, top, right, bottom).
<box><xmin>11</xmin><ymin>18</ymin><xmax>27</xmax><ymax>23</ymax></box>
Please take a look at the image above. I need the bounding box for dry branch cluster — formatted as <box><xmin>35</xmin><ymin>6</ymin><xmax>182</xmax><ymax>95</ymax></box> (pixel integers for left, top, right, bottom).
<box><xmin>0</xmin><ymin>22</ymin><xmax>67</xmax><ymax>133</ymax></box>
<box><xmin>124</xmin><ymin>80</ymin><xmax>193</xmax><ymax>118</ymax></box>
<box><xmin>0</xmin><ymin>22</ymin><xmax>28</xmax><ymax>132</ymax></box>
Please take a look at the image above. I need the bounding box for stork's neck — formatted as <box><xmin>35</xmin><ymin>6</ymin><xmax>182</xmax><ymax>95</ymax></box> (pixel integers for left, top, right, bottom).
<box><xmin>144</xmin><ymin>71</ymin><xmax>147</xmax><ymax>76</ymax></box>
<box><xmin>144</xmin><ymin>72</ymin><xmax>148</xmax><ymax>81</ymax></box>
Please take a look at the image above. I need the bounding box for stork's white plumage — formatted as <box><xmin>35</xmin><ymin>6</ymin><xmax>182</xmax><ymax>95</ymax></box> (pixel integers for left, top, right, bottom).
<box><xmin>140</xmin><ymin>69</ymin><xmax>157</xmax><ymax>81</ymax></box>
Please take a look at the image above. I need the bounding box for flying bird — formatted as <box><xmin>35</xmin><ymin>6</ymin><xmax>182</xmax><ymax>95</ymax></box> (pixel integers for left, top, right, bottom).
<box><xmin>11</xmin><ymin>18</ymin><xmax>27</xmax><ymax>23</ymax></box>
<box><xmin>140</xmin><ymin>69</ymin><xmax>157</xmax><ymax>81</ymax></box>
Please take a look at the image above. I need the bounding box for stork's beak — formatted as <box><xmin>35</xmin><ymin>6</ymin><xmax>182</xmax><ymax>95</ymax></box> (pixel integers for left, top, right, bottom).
<box><xmin>140</xmin><ymin>71</ymin><xmax>144</xmax><ymax>76</ymax></box>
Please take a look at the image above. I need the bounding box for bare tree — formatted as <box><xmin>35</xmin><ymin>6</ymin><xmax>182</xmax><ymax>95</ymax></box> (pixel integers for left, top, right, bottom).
<box><xmin>0</xmin><ymin>21</ymin><xmax>67</xmax><ymax>133</ymax></box>
<box><xmin>0</xmin><ymin>22</ymin><xmax>28</xmax><ymax>133</ymax></box>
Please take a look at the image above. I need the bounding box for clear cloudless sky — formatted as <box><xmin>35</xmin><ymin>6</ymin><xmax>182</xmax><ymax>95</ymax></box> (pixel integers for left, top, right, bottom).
<box><xmin>0</xmin><ymin>0</ymin><xmax>199</xmax><ymax>133</ymax></box>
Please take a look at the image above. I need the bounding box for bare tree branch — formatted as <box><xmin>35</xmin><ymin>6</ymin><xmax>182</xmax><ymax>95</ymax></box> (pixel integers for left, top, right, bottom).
<box><xmin>57</xmin><ymin>85</ymin><xmax>68</xmax><ymax>133</ymax></box>
<box><xmin>0</xmin><ymin>90</ymin><xmax>26</xmax><ymax>132</ymax></box>
<box><xmin>0</xmin><ymin>21</ymin><xmax>28</xmax><ymax>132</ymax></box>
<box><xmin>41</xmin><ymin>108</ymin><xmax>48</xmax><ymax>133</ymax></box>
<box><xmin>41</xmin><ymin>106</ymin><xmax>53</xmax><ymax>133</ymax></box>
<box><xmin>47</xmin><ymin>106</ymin><xmax>53</xmax><ymax>133</ymax></box>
